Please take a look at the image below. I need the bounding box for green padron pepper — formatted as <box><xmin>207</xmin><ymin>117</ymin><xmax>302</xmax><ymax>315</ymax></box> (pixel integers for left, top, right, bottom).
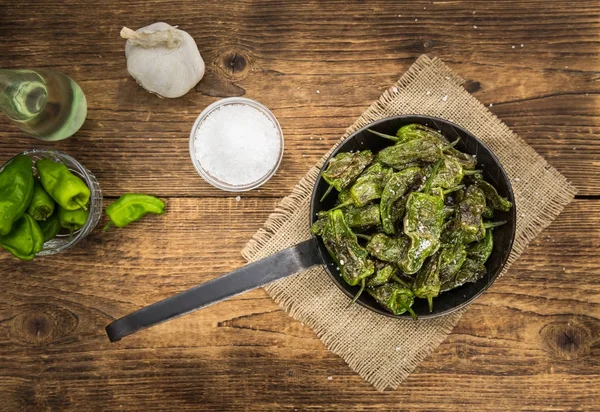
<box><xmin>366</xmin><ymin>263</ymin><xmax>397</xmax><ymax>287</ymax></box>
<box><xmin>105</xmin><ymin>194</ymin><xmax>166</xmax><ymax>229</ymax></box>
<box><xmin>27</xmin><ymin>181</ymin><xmax>55</xmax><ymax>221</ymax></box>
<box><xmin>399</xmin><ymin>188</ymin><xmax>445</xmax><ymax>274</ymax></box>
<box><xmin>380</xmin><ymin>167</ymin><xmax>423</xmax><ymax>234</ymax></box>
<box><xmin>37</xmin><ymin>159</ymin><xmax>91</xmax><ymax>211</ymax></box>
<box><xmin>58</xmin><ymin>206</ymin><xmax>89</xmax><ymax>233</ymax></box>
<box><xmin>470</xmin><ymin>175</ymin><xmax>513</xmax><ymax>211</ymax></box>
<box><xmin>366</xmin><ymin>233</ymin><xmax>410</xmax><ymax>264</ymax></box>
<box><xmin>467</xmin><ymin>228</ymin><xmax>493</xmax><ymax>264</ymax></box>
<box><xmin>414</xmin><ymin>252</ymin><xmax>442</xmax><ymax>312</ymax></box>
<box><xmin>0</xmin><ymin>214</ymin><xmax>44</xmax><ymax>260</ymax></box>
<box><xmin>346</xmin><ymin>163</ymin><xmax>393</xmax><ymax>207</ymax></box>
<box><xmin>321</xmin><ymin>209</ymin><xmax>374</xmax><ymax>286</ymax></box>
<box><xmin>368</xmin><ymin>123</ymin><xmax>438</xmax><ymax>145</ymax></box>
<box><xmin>312</xmin><ymin>203</ymin><xmax>380</xmax><ymax>235</ymax></box>
<box><xmin>377</xmin><ymin>138</ymin><xmax>443</xmax><ymax>170</ymax></box>
<box><xmin>320</xmin><ymin>151</ymin><xmax>373</xmax><ymax>200</ymax></box>
<box><xmin>441</xmin><ymin>258</ymin><xmax>486</xmax><ymax>292</ymax></box>
<box><xmin>455</xmin><ymin>185</ymin><xmax>487</xmax><ymax>243</ymax></box>
<box><xmin>438</xmin><ymin>244</ymin><xmax>467</xmax><ymax>292</ymax></box>
<box><xmin>38</xmin><ymin>212</ymin><xmax>61</xmax><ymax>242</ymax></box>
<box><xmin>430</xmin><ymin>155</ymin><xmax>464</xmax><ymax>189</ymax></box>
<box><xmin>482</xmin><ymin>206</ymin><xmax>494</xmax><ymax>219</ymax></box>
<box><xmin>368</xmin><ymin>282</ymin><xmax>416</xmax><ymax>318</ymax></box>
<box><xmin>0</xmin><ymin>155</ymin><xmax>34</xmax><ymax>236</ymax></box>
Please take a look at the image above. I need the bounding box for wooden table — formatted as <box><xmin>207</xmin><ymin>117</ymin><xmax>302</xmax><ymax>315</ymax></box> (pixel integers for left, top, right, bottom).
<box><xmin>1</xmin><ymin>1</ymin><xmax>599</xmax><ymax>410</ymax></box>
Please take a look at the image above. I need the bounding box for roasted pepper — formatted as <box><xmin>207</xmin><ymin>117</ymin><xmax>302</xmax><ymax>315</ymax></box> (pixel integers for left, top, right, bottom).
<box><xmin>414</xmin><ymin>252</ymin><xmax>442</xmax><ymax>312</ymax></box>
<box><xmin>366</xmin><ymin>263</ymin><xmax>397</xmax><ymax>287</ymax></box>
<box><xmin>377</xmin><ymin>138</ymin><xmax>442</xmax><ymax>170</ymax></box>
<box><xmin>0</xmin><ymin>155</ymin><xmax>34</xmax><ymax>236</ymax></box>
<box><xmin>58</xmin><ymin>206</ymin><xmax>89</xmax><ymax>233</ymax></box>
<box><xmin>104</xmin><ymin>194</ymin><xmax>165</xmax><ymax>229</ymax></box>
<box><xmin>38</xmin><ymin>212</ymin><xmax>61</xmax><ymax>242</ymax></box>
<box><xmin>36</xmin><ymin>158</ymin><xmax>91</xmax><ymax>211</ymax></box>
<box><xmin>320</xmin><ymin>151</ymin><xmax>373</xmax><ymax>200</ymax></box>
<box><xmin>399</xmin><ymin>162</ymin><xmax>445</xmax><ymax>274</ymax></box>
<box><xmin>366</xmin><ymin>233</ymin><xmax>410</xmax><ymax>263</ymax></box>
<box><xmin>380</xmin><ymin>167</ymin><xmax>423</xmax><ymax>234</ymax></box>
<box><xmin>321</xmin><ymin>209</ymin><xmax>374</xmax><ymax>286</ymax></box>
<box><xmin>0</xmin><ymin>214</ymin><xmax>44</xmax><ymax>260</ymax></box>
<box><xmin>312</xmin><ymin>203</ymin><xmax>380</xmax><ymax>235</ymax></box>
<box><xmin>438</xmin><ymin>244</ymin><xmax>467</xmax><ymax>291</ymax></box>
<box><xmin>471</xmin><ymin>175</ymin><xmax>512</xmax><ymax>211</ymax></box>
<box><xmin>368</xmin><ymin>282</ymin><xmax>416</xmax><ymax>318</ymax></box>
<box><xmin>27</xmin><ymin>181</ymin><xmax>55</xmax><ymax>221</ymax></box>
<box><xmin>441</xmin><ymin>258</ymin><xmax>486</xmax><ymax>292</ymax></box>
<box><xmin>467</xmin><ymin>228</ymin><xmax>494</xmax><ymax>264</ymax></box>
<box><xmin>346</xmin><ymin>163</ymin><xmax>393</xmax><ymax>207</ymax></box>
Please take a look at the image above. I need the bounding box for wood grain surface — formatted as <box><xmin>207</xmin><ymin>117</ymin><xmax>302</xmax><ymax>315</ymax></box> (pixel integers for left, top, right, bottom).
<box><xmin>0</xmin><ymin>0</ymin><xmax>599</xmax><ymax>410</ymax></box>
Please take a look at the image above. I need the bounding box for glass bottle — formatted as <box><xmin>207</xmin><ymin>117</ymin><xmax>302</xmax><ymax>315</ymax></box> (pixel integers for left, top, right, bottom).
<box><xmin>0</xmin><ymin>69</ymin><xmax>87</xmax><ymax>141</ymax></box>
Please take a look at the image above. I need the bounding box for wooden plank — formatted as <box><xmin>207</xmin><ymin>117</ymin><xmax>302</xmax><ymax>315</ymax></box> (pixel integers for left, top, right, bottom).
<box><xmin>0</xmin><ymin>197</ymin><xmax>598</xmax><ymax>410</ymax></box>
<box><xmin>0</xmin><ymin>0</ymin><xmax>598</xmax><ymax>196</ymax></box>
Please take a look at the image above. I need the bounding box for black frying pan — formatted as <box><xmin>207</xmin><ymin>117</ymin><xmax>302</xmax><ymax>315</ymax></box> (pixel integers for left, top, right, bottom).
<box><xmin>106</xmin><ymin>115</ymin><xmax>516</xmax><ymax>342</ymax></box>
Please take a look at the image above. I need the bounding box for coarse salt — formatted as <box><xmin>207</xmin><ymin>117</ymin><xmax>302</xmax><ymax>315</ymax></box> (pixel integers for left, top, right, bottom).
<box><xmin>193</xmin><ymin>104</ymin><xmax>281</xmax><ymax>187</ymax></box>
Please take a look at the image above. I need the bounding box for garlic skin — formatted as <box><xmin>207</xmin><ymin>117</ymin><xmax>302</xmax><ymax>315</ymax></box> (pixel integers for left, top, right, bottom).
<box><xmin>121</xmin><ymin>22</ymin><xmax>205</xmax><ymax>98</ymax></box>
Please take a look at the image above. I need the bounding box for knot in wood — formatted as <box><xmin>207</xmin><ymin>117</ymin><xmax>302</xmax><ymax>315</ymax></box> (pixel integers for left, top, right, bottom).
<box><xmin>10</xmin><ymin>304</ymin><xmax>78</xmax><ymax>346</ymax></box>
<box><xmin>539</xmin><ymin>321</ymin><xmax>593</xmax><ymax>361</ymax></box>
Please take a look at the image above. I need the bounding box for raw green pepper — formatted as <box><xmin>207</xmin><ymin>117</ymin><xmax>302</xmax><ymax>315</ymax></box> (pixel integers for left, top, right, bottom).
<box><xmin>380</xmin><ymin>167</ymin><xmax>423</xmax><ymax>234</ymax></box>
<box><xmin>0</xmin><ymin>214</ymin><xmax>44</xmax><ymax>260</ymax></box>
<box><xmin>366</xmin><ymin>263</ymin><xmax>397</xmax><ymax>287</ymax></box>
<box><xmin>321</xmin><ymin>209</ymin><xmax>374</xmax><ymax>286</ymax></box>
<box><xmin>368</xmin><ymin>282</ymin><xmax>416</xmax><ymax>318</ymax></box>
<box><xmin>320</xmin><ymin>151</ymin><xmax>373</xmax><ymax>200</ymax></box>
<box><xmin>414</xmin><ymin>252</ymin><xmax>442</xmax><ymax>312</ymax></box>
<box><xmin>366</xmin><ymin>233</ymin><xmax>410</xmax><ymax>263</ymax></box>
<box><xmin>38</xmin><ymin>212</ymin><xmax>61</xmax><ymax>242</ymax></box>
<box><xmin>0</xmin><ymin>155</ymin><xmax>34</xmax><ymax>236</ymax></box>
<box><xmin>377</xmin><ymin>138</ymin><xmax>443</xmax><ymax>170</ymax></box>
<box><xmin>104</xmin><ymin>194</ymin><xmax>166</xmax><ymax>229</ymax></box>
<box><xmin>27</xmin><ymin>181</ymin><xmax>55</xmax><ymax>221</ymax></box>
<box><xmin>58</xmin><ymin>206</ymin><xmax>89</xmax><ymax>233</ymax></box>
<box><xmin>36</xmin><ymin>158</ymin><xmax>90</xmax><ymax>211</ymax></box>
<box><xmin>441</xmin><ymin>258</ymin><xmax>486</xmax><ymax>292</ymax></box>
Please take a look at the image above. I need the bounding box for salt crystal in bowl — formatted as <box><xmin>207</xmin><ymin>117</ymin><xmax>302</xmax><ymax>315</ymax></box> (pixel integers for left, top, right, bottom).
<box><xmin>189</xmin><ymin>97</ymin><xmax>284</xmax><ymax>191</ymax></box>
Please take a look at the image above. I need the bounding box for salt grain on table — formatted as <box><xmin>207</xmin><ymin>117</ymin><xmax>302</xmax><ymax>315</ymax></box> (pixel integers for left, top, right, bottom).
<box><xmin>194</xmin><ymin>104</ymin><xmax>281</xmax><ymax>187</ymax></box>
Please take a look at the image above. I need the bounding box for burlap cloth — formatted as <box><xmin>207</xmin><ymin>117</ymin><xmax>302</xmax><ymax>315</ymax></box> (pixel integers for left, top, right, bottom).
<box><xmin>241</xmin><ymin>55</ymin><xmax>576</xmax><ymax>391</ymax></box>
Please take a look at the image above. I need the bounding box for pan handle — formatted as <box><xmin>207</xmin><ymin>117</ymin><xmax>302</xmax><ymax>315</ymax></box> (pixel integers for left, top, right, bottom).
<box><xmin>105</xmin><ymin>238</ymin><xmax>323</xmax><ymax>342</ymax></box>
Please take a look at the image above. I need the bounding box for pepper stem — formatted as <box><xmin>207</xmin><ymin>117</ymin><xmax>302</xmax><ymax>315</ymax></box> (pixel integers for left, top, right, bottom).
<box><xmin>424</xmin><ymin>159</ymin><xmax>443</xmax><ymax>194</ymax></box>
<box><xmin>75</xmin><ymin>198</ymin><xmax>88</xmax><ymax>211</ymax></box>
<box><xmin>328</xmin><ymin>200</ymin><xmax>353</xmax><ymax>212</ymax></box>
<box><xmin>483</xmin><ymin>220</ymin><xmax>507</xmax><ymax>229</ymax></box>
<box><xmin>442</xmin><ymin>184</ymin><xmax>464</xmax><ymax>195</ymax></box>
<box><xmin>391</xmin><ymin>274</ymin><xmax>411</xmax><ymax>289</ymax></box>
<box><xmin>320</xmin><ymin>185</ymin><xmax>334</xmax><ymax>202</ymax></box>
<box><xmin>367</xmin><ymin>129</ymin><xmax>400</xmax><ymax>142</ymax></box>
<box><xmin>441</xmin><ymin>138</ymin><xmax>460</xmax><ymax>151</ymax></box>
<box><xmin>407</xmin><ymin>306</ymin><xmax>418</xmax><ymax>320</ymax></box>
<box><xmin>348</xmin><ymin>278</ymin><xmax>366</xmax><ymax>307</ymax></box>
<box><xmin>463</xmin><ymin>169</ymin><xmax>483</xmax><ymax>176</ymax></box>
<box><xmin>103</xmin><ymin>221</ymin><xmax>113</xmax><ymax>232</ymax></box>
<box><xmin>428</xmin><ymin>296</ymin><xmax>434</xmax><ymax>313</ymax></box>
<box><xmin>355</xmin><ymin>233</ymin><xmax>372</xmax><ymax>241</ymax></box>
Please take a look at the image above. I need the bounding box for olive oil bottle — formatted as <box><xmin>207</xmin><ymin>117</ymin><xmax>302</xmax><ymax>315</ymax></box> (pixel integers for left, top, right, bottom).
<box><xmin>0</xmin><ymin>69</ymin><xmax>87</xmax><ymax>141</ymax></box>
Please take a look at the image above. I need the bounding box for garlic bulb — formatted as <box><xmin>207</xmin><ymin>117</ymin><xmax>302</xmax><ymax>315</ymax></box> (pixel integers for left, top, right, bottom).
<box><xmin>121</xmin><ymin>22</ymin><xmax>205</xmax><ymax>98</ymax></box>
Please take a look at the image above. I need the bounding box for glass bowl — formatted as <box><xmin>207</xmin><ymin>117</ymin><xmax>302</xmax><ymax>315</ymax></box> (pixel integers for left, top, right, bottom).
<box><xmin>189</xmin><ymin>97</ymin><xmax>284</xmax><ymax>192</ymax></box>
<box><xmin>1</xmin><ymin>149</ymin><xmax>102</xmax><ymax>256</ymax></box>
